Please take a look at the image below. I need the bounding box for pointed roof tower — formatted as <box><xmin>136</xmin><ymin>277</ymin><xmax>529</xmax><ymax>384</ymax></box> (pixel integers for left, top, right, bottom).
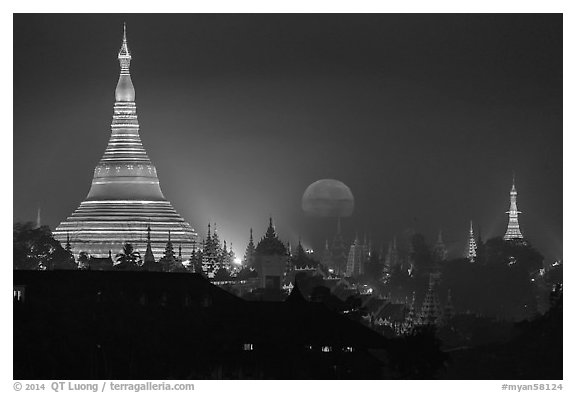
<box><xmin>418</xmin><ymin>274</ymin><xmax>443</xmax><ymax>326</ymax></box>
<box><xmin>144</xmin><ymin>224</ymin><xmax>155</xmax><ymax>264</ymax></box>
<box><xmin>265</xmin><ymin>217</ymin><xmax>277</xmax><ymax>238</ymax></box>
<box><xmin>255</xmin><ymin>217</ymin><xmax>287</xmax><ymax>256</ymax></box>
<box><xmin>504</xmin><ymin>174</ymin><xmax>524</xmax><ymax>241</ymax></box>
<box><xmin>243</xmin><ymin>227</ymin><xmax>256</xmax><ymax>266</ymax></box>
<box><xmin>432</xmin><ymin>229</ymin><xmax>447</xmax><ymax>262</ymax></box>
<box><xmin>65</xmin><ymin>232</ymin><xmax>72</xmax><ymax>253</ymax></box>
<box><xmin>467</xmin><ymin>221</ymin><xmax>478</xmax><ymax>262</ymax></box>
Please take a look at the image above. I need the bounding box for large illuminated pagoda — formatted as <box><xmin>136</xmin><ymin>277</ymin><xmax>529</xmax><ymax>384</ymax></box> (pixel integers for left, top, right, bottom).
<box><xmin>54</xmin><ymin>25</ymin><xmax>198</xmax><ymax>258</ymax></box>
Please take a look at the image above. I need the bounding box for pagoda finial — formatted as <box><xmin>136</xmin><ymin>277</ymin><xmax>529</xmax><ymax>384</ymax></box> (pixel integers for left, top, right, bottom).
<box><xmin>118</xmin><ymin>22</ymin><xmax>131</xmax><ymax>62</ymax></box>
<box><xmin>265</xmin><ymin>217</ymin><xmax>276</xmax><ymax>238</ymax></box>
<box><xmin>115</xmin><ymin>22</ymin><xmax>135</xmax><ymax>102</ymax></box>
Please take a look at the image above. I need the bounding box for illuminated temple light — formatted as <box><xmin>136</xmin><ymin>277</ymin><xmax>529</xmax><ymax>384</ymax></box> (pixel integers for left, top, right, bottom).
<box><xmin>54</xmin><ymin>25</ymin><xmax>198</xmax><ymax>258</ymax></box>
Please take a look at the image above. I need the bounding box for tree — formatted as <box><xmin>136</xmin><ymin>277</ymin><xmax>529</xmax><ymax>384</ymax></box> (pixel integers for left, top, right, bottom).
<box><xmin>13</xmin><ymin>222</ymin><xmax>73</xmax><ymax>270</ymax></box>
<box><xmin>213</xmin><ymin>267</ymin><xmax>232</xmax><ymax>281</ymax></box>
<box><xmin>114</xmin><ymin>243</ymin><xmax>142</xmax><ymax>270</ymax></box>
<box><xmin>483</xmin><ymin>237</ymin><xmax>543</xmax><ymax>272</ymax></box>
<box><xmin>77</xmin><ymin>252</ymin><xmax>90</xmax><ymax>270</ymax></box>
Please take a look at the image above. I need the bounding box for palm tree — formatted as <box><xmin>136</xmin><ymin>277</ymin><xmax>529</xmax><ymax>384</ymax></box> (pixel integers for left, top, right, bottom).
<box><xmin>115</xmin><ymin>243</ymin><xmax>142</xmax><ymax>270</ymax></box>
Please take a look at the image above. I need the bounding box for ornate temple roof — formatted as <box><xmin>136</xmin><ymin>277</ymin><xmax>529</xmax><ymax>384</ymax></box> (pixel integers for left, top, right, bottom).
<box><xmin>255</xmin><ymin>218</ymin><xmax>288</xmax><ymax>256</ymax></box>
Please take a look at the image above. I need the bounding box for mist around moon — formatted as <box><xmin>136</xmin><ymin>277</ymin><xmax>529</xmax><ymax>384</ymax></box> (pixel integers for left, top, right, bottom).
<box><xmin>301</xmin><ymin>179</ymin><xmax>355</xmax><ymax>218</ymax></box>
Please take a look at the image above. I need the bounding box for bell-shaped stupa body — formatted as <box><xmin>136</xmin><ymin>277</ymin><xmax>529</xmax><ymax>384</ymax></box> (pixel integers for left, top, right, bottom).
<box><xmin>54</xmin><ymin>25</ymin><xmax>197</xmax><ymax>258</ymax></box>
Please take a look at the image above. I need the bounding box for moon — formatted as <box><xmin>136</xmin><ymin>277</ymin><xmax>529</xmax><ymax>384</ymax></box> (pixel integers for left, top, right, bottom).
<box><xmin>301</xmin><ymin>179</ymin><xmax>354</xmax><ymax>218</ymax></box>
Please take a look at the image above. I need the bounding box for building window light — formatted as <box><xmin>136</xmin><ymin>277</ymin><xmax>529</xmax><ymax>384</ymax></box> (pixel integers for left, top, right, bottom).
<box><xmin>321</xmin><ymin>346</ymin><xmax>332</xmax><ymax>353</ymax></box>
<box><xmin>343</xmin><ymin>346</ymin><xmax>354</xmax><ymax>353</ymax></box>
<box><xmin>243</xmin><ymin>343</ymin><xmax>254</xmax><ymax>351</ymax></box>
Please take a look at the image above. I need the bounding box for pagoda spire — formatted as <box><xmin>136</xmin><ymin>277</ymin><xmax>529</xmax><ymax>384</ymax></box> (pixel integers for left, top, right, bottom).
<box><xmin>432</xmin><ymin>229</ymin><xmax>447</xmax><ymax>262</ymax></box>
<box><xmin>65</xmin><ymin>232</ymin><xmax>72</xmax><ymax>253</ymax></box>
<box><xmin>467</xmin><ymin>220</ymin><xmax>477</xmax><ymax>262</ymax></box>
<box><xmin>265</xmin><ymin>217</ymin><xmax>276</xmax><ymax>238</ymax></box>
<box><xmin>418</xmin><ymin>273</ymin><xmax>443</xmax><ymax>326</ymax></box>
<box><xmin>504</xmin><ymin>175</ymin><xmax>524</xmax><ymax>241</ymax></box>
<box><xmin>115</xmin><ymin>23</ymin><xmax>135</xmax><ymax>102</ymax></box>
<box><xmin>144</xmin><ymin>224</ymin><xmax>155</xmax><ymax>264</ymax></box>
<box><xmin>118</xmin><ymin>23</ymin><xmax>131</xmax><ymax>72</ymax></box>
<box><xmin>243</xmin><ymin>228</ymin><xmax>256</xmax><ymax>267</ymax></box>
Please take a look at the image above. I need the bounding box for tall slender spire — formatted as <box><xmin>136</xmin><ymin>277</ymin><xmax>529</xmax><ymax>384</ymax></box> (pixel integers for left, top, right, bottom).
<box><xmin>432</xmin><ymin>228</ymin><xmax>447</xmax><ymax>262</ymax></box>
<box><xmin>144</xmin><ymin>224</ymin><xmax>155</xmax><ymax>264</ymax></box>
<box><xmin>118</xmin><ymin>23</ymin><xmax>131</xmax><ymax>72</ymax></box>
<box><xmin>243</xmin><ymin>227</ymin><xmax>256</xmax><ymax>267</ymax></box>
<box><xmin>467</xmin><ymin>220</ymin><xmax>477</xmax><ymax>262</ymax></box>
<box><xmin>504</xmin><ymin>175</ymin><xmax>523</xmax><ymax>241</ymax></box>
<box><xmin>65</xmin><ymin>232</ymin><xmax>72</xmax><ymax>253</ymax></box>
<box><xmin>265</xmin><ymin>217</ymin><xmax>276</xmax><ymax>238</ymax></box>
<box><xmin>115</xmin><ymin>23</ymin><xmax>135</xmax><ymax>102</ymax></box>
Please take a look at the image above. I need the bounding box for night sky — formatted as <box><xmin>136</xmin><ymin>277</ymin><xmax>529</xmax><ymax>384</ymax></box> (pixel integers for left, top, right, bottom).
<box><xmin>13</xmin><ymin>14</ymin><xmax>562</xmax><ymax>261</ymax></box>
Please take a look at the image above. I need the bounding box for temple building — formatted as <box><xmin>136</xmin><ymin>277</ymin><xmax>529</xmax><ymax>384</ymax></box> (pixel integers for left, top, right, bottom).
<box><xmin>254</xmin><ymin>218</ymin><xmax>289</xmax><ymax>289</ymax></box>
<box><xmin>53</xmin><ymin>25</ymin><xmax>197</xmax><ymax>258</ymax></box>
<box><xmin>417</xmin><ymin>273</ymin><xmax>443</xmax><ymax>326</ymax></box>
<box><xmin>345</xmin><ymin>234</ymin><xmax>365</xmax><ymax>277</ymax></box>
<box><xmin>504</xmin><ymin>176</ymin><xmax>524</xmax><ymax>241</ymax></box>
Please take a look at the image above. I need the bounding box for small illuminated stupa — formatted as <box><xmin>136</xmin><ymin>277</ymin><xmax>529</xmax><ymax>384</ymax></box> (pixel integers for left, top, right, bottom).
<box><xmin>503</xmin><ymin>176</ymin><xmax>524</xmax><ymax>241</ymax></box>
<box><xmin>54</xmin><ymin>24</ymin><xmax>198</xmax><ymax>258</ymax></box>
